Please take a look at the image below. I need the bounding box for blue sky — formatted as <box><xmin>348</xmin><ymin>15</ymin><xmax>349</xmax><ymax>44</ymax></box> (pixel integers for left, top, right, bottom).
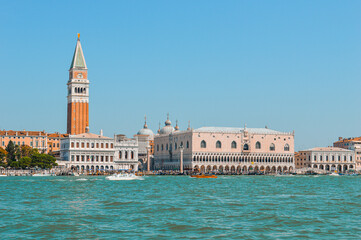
<box><xmin>1</xmin><ymin>0</ymin><xmax>361</xmax><ymax>150</ymax></box>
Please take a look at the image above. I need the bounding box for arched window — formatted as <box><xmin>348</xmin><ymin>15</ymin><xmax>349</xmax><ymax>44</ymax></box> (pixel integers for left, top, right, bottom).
<box><xmin>161</xmin><ymin>144</ymin><xmax>164</xmax><ymax>151</ymax></box>
<box><xmin>131</xmin><ymin>151</ymin><xmax>134</xmax><ymax>159</ymax></box>
<box><xmin>216</xmin><ymin>141</ymin><xmax>221</xmax><ymax>148</ymax></box>
<box><xmin>186</xmin><ymin>141</ymin><xmax>189</xmax><ymax>149</ymax></box>
<box><xmin>75</xmin><ymin>88</ymin><xmax>78</xmax><ymax>93</ymax></box>
<box><xmin>157</xmin><ymin>145</ymin><xmax>159</xmax><ymax>151</ymax></box>
<box><xmin>84</xmin><ymin>88</ymin><xmax>86</xmax><ymax>94</ymax></box>
<box><xmin>201</xmin><ymin>140</ymin><xmax>206</xmax><ymax>148</ymax></box>
<box><xmin>270</xmin><ymin>143</ymin><xmax>275</xmax><ymax>151</ymax></box>
<box><xmin>166</xmin><ymin>144</ymin><xmax>168</xmax><ymax>151</ymax></box>
<box><xmin>175</xmin><ymin>143</ymin><xmax>177</xmax><ymax>150</ymax></box>
<box><xmin>231</xmin><ymin>141</ymin><xmax>237</xmax><ymax>149</ymax></box>
<box><xmin>119</xmin><ymin>151</ymin><xmax>122</xmax><ymax>159</ymax></box>
<box><xmin>284</xmin><ymin>144</ymin><xmax>289</xmax><ymax>151</ymax></box>
<box><xmin>255</xmin><ymin>141</ymin><xmax>261</xmax><ymax>149</ymax></box>
<box><xmin>125</xmin><ymin>151</ymin><xmax>128</xmax><ymax>159</ymax></box>
<box><xmin>243</xmin><ymin>144</ymin><xmax>249</xmax><ymax>150</ymax></box>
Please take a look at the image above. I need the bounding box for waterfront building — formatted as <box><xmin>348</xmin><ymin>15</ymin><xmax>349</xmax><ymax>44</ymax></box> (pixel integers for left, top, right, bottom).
<box><xmin>114</xmin><ymin>134</ymin><xmax>139</xmax><ymax>171</ymax></box>
<box><xmin>59</xmin><ymin>129</ymin><xmax>139</xmax><ymax>172</ymax></box>
<box><xmin>295</xmin><ymin>147</ymin><xmax>355</xmax><ymax>172</ymax></box>
<box><xmin>0</xmin><ymin>130</ymin><xmax>48</xmax><ymax>152</ymax></box>
<box><xmin>60</xmin><ymin>130</ymin><xmax>116</xmax><ymax>172</ymax></box>
<box><xmin>154</xmin><ymin>116</ymin><xmax>295</xmax><ymax>173</ymax></box>
<box><xmin>333</xmin><ymin>137</ymin><xmax>361</xmax><ymax>170</ymax></box>
<box><xmin>134</xmin><ymin>116</ymin><xmax>154</xmax><ymax>170</ymax></box>
<box><xmin>47</xmin><ymin>132</ymin><xmax>68</xmax><ymax>155</ymax></box>
<box><xmin>67</xmin><ymin>34</ymin><xmax>89</xmax><ymax>135</ymax></box>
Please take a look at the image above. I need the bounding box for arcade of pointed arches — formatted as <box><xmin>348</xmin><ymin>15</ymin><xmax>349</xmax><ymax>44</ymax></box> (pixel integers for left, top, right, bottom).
<box><xmin>193</xmin><ymin>164</ymin><xmax>293</xmax><ymax>173</ymax></box>
<box><xmin>192</xmin><ymin>153</ymin><xmax>294</xmax><ymax>163</ymax></box>
<box><xmin>191</xmin><ymin>152</ymin><xmax>294</xmax><ymax>173</ymax></box>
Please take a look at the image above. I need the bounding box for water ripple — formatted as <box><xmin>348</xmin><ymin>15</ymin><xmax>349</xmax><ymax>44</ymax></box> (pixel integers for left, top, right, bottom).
<box><xmin>1</xmin><ymin>175</ymin><xmax>361</xmax><ymax>239</ymax></box>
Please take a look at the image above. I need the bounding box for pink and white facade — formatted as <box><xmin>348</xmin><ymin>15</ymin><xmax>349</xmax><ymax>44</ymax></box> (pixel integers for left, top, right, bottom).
<box><xmin>154</xmin><ymin>119</ymin><xmax>295</xmax><ymax>173</ymax></box>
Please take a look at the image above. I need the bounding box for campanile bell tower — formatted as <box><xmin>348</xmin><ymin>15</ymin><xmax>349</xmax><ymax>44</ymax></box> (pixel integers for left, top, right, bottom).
<box><xmin>67</xmin><ymin>34</ymin><xmax>89</xmax><ymax>135</ymax></box>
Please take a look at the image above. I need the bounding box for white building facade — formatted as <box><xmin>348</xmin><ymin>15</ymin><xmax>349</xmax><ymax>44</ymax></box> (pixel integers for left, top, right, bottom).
<box><xmin>60</xmin><ymin>132</ymin><xmax>139</xmax><ymax>172</ymax></box>
<box><xmin>295</xmin><ymin>147</ymin><xmax>356</xmax><ymax>172</ymax></box>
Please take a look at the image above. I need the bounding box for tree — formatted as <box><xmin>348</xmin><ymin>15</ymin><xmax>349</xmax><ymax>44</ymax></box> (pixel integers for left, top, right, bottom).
<box><xmin>20</xmin><ymin>145</ymin><xmax>33</xmax><ymax>158</ymax></box>
<box><xmin>14</xmin><ymin>144</ymin><xmax>21</xmax><ymax>161</ymax></box>
<box><xmin>0</xmin><ymin>147</ymin><xmax>7</xmax><ymax>167</ymax></box>
<box><xmin>31</xmin><ymin>153</ymin><xmax>57</xmax><ymax>169</ymax></box>
<box><xmin>5</xmin><ymin>141</ymin><xmax>16</xmax><ymax>165</ymax></box>
<box><xmin>18</xmin><ymin>157</ymin><xmax>32</xmax><ymax>169</ymax></box>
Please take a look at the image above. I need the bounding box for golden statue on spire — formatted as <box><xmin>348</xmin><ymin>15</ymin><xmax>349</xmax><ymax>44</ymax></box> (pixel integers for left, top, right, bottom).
<box><xmin>77</xmin><ymin>33</ymin><xmax>80</xmax><ymax>39</ymax></box>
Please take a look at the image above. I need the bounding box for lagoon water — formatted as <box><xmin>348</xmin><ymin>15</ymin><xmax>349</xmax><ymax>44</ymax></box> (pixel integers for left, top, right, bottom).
<box><xmin>0</xmin><ymin>175</ymin><xmax>361</xmax><ymax>239</ymax></box>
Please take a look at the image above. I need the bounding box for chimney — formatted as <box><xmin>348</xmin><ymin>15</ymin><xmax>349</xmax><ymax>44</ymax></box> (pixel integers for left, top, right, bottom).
<box><xmin>85</xmin><ymin>126</ymin><xmax>89</xmax><ymax>133</ymax></box>
<box><xmin>100</xmin><ymin>129</ymin><xmax>103</xmax><ymax>136</ymax></box>
<box><xmin>338</xmin><ymin>137</ymin><xmax>343</xmax><ymax>141</ymax></box>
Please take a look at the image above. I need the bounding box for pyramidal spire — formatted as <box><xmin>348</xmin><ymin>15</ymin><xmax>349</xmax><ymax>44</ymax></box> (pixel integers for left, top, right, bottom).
<box><xmin>70</xmin><ymin>33</ymin><xmax>87</xmax><ymax>70</ymax></box>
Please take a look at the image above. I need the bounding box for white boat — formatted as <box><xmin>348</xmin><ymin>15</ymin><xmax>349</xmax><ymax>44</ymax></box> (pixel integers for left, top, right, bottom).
<box><xmin>32</xmin><ymin>173</ymin><xmax>52</xmax><ymax>177</ymax></box>
<box><xmin>0</xmin><ymin>174</ymin><xmax>7</xmax><ymax>177</ymax></box>
<box><xmin>106</xmin><ymin>173</ymin><xmax>143</xmax><ymax>181</ymax></box>
<box><xmin>329</xmin><ymin>172</ymin><xmax>339</xmax><ymax>176</ymax></box>
<box><xmin>72</xmin><ymin>172</ymin><xmax>79</xmax><ymax>176</ymax></box>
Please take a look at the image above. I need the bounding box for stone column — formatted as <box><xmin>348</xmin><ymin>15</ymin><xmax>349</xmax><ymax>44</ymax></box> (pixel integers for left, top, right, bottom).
<box><xmin>180</xmin><ymin>146</ymin><xmax>184</xmax><ymax>174</ymax></box>
<box><xmin>147</xmin><ymin>146</ymin><xmax>151</xmax><ymax>173</ymax></box>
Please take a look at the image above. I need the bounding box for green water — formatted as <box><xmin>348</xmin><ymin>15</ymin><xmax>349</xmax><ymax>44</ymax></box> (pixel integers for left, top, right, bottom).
<box><xmin>0</xmin><ymin>175</ymin><xmax>360</xmax><ymax>239</ymax></box>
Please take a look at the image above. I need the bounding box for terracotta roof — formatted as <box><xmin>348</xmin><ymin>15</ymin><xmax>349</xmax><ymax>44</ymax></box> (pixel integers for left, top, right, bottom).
<box><xmin>47</xmin><ymin>133</ymin><xmax>68</xmax><ymax>138</ymax></box>
<box><xmin>0</xmin><ymin>130</ymin><xmax>47</xmax><ymax>136</ymax></box>
<box><xmin>70</xmin><ymin>132</ymin><xmax>112</xmax><ymax>139</ymax></box>
<box><xmin>334</xmin><ymin>137</ymin><xmax>361</xmax><ymax>144</ymax></box>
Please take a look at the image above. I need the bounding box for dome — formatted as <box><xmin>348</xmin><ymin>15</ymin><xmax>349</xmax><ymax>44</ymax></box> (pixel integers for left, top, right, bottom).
<box><xmin>137</xmin><ymin>115</ymin><xmax>154</xmax><ymax>137</ymax></box>
<box><xmin>137</xmin><ymin>128</ymin><xmax>154</xmax><ymax>136</ymax></box>
<box><xmin>159</xmin><ymin>114</ymin><xmax>174</xmax><ymax>135</ymax></box>
<box><xmin>159</xmin><ymin>125</ymin><xmax>174</xmax><ymax>135</ymax></box>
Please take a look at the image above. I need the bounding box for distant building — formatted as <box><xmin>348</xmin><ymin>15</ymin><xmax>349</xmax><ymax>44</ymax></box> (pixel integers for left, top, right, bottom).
<box><xmin>134</xmin><ymin>116</ymin><xmax>154</xmax><ymax>170</ymax></box>
<box><xmin>47</xmin><ymin>132</ymin><xmax>69</xmax><ymax>154</ymax></box>
<box><xmin>59</xmin><ymin>130</ymin><xmax>139</xmax><ymax>172</ymax></box>
<box><xmin>333</xmin><ymin>137</ymin><xmax>361</xmax><ymax>170</ymax></box>
<box><xmin>154</xmin><ymin>115</ymin><xmax>295</xmax><ymax>173</ymax></box>
<box><xmin>0</xmin><ymin>130</ymin><xmax>48</xmax><ymax>152</ymax></box>
<box><xmin>295</xmin><ymin>147</ymin><xmax>355</xmax><ymax>172</ymax></box>
<box><xmin>114</xmin><ymin>134</ymin><xmax>139</xmax><ymax>171</ymax></box>
<box><xmin>60</xmin><ymin>131</ymin><xmax>116</xmax><ymax>172</ymax></box>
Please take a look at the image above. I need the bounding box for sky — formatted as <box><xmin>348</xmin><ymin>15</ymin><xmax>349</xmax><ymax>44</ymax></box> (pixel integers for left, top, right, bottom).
<box><xmin>1</xmin><ymin>0</ymin><xmax>361</xmax><ymax>150</ymax></box>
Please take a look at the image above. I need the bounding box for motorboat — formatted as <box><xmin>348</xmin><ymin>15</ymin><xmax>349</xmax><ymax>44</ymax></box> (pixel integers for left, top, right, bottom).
<box><xmin>32</xmin><ymin>173</ymin><xmax>52</xmax><ymax>177</ymax></box>
<box><xmin>0</xmin><ymin>174</ymin><xmax>7</xmax><ymax>177</ymax></box>
<box><xmin>190</xmin><ymin>174</ymin><xmax>217</xmax><ymax>179</ymax></box>
<box><xmin>329</xmin><ymin>172</ymin><xmax>339</xmax><ymax>176</ymax></box>
<box><xmin>106</xmin><ymin>173</ymin><xmax>144</xmax><ymax>181</ymax></box>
